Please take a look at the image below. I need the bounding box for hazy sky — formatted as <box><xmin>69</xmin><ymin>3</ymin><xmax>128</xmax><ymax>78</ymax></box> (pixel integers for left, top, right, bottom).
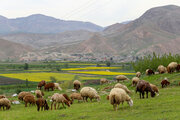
<box><xmin>0</xmin><ymin>0</ymin><xmax>180</xmax><ymax>26</ymax></box>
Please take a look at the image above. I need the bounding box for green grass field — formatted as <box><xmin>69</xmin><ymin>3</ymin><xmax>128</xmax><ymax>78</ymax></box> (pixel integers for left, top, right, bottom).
<box><xmin>0</xmin><ymin>72</ymin><xmax>180</xmax><ymax>120</ymax></box>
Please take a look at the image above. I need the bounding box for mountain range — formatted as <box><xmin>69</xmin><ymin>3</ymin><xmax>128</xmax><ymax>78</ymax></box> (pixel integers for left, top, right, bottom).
<box><xmin>0</xmin><ymin>5</ymin><xmax>180</xmax><ymax>60</ymax></box>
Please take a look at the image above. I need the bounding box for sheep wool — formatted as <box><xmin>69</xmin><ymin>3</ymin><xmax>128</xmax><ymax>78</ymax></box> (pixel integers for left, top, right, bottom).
<box><xmin>114</xmin><ymin>83</ymin><xmax>131</xmax><ymax>94</ymax></box>
<box><xmin>54</xmin><ymin>83</ymin><xmax>62</xmax><ymax>91</ymax></box>
<box><xmin>0</xmin><ymin>98</ymin><xmax>11</xmax><ymax>110</ymax></box>
<box><xmin>109</xmin><ymin>88</ymin><xmax>133</xmax><ymax>111</ymax></box>
<box><xmin>158</xmin><ymin>65</ymin><xmax>167</xmax><ymax>74</ymax></box>
<box><xmin>132</xmin><ymin>77</ymin><xmax>140</xmax><ymax>86</ymax></box>
<box><xmin>116</xmin><ymin>75</ymin><xmax>129</xmax><ymax>82</ymax></box>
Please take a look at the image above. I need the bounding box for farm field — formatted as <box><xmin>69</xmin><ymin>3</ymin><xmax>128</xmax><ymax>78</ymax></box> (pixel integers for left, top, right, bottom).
<box><xmin>0</xmin><ymin>73</ymin><xmax>180</xmax><ymax>120</ymax></box>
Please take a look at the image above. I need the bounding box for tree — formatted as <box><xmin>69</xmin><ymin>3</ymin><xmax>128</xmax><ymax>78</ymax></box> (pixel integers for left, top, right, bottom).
<box><xmin>24</xmin><ymin>63</ymin><xmax>29</xmax><ymax>70</ymax></box>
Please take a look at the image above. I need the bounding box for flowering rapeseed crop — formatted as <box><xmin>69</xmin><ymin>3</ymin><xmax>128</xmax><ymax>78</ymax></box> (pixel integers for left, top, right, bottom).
<box><xmin>62</xmin><ymin>67</ymin><xmax>121</xmax><ymax>71</ymax></box>
<box><xmin>69</xmin><ymin>71</ymin><xmax>135</xmax><ymax>75</ymax></box>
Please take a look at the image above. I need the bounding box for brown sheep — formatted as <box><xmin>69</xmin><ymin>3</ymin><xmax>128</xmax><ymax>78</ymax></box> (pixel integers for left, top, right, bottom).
<box><xmin>150</xmin><ymin>83</ymin><xmax>159</xmax><ymax>96</ymax></box>
<box><xmin>157</xmin><ymin>65</ymin><xmax>167</xmax><ymax>74</ymax></box>
<box><xmin>37</xmin><ymin>80</ymin><xmax>46</xmax><ymax>90</ymax></box>
<box><xmin>0</xmin><ymin>95</ymin><xmax>6</xmax><ymax>99</ymax></box>
<box><xmin>62</xmin><ymin>94</ymin><xmax>73</xmax><ymax>104</ymax></box>
<box><xmin>36</xmin><ymin>98</ymin><xmax>49</xmax><ymax>111</ymax></box>
<box><xmin>136</xmin><ymin>80</ymin><xmax>155</xmax><ymax>99</ymax></box>
<box><xmin>35</xmin><ymin>90</ymin><xmax>44</xmax><ymax>98</ymax></box>
<box><xmin>0</xmin><ymin>98</ymin><xmax>11</xmax><ymax>110</ymax></box>
<box><xmin>136</xmin><ymin>72</ymin><xmax>141</xmax><ymax>78</ymax></box>
<box><xmin>161</xmin><ymin>79</ymin><xmax>170</xmax><ymax>88</ymax></box>
<box><xmin>18</xmin><ymin>92</ymin><xmax>32</xmax><ymax>101</ymax></box>
<box><xmin>176</xmin><ymin>64</ymin><xmax>180</xmax><ymax>72</ymax></box>
<box><xmin>115</xmin><ymin>75</ymin><xmax>129</xmax><ymax>82</ymax></box>
<box><xmin>179</xmin><ymin>82</ymin><xmax>180</xmax><ymax>86</ymax></box>
<box><xmin>44</xmin><ymin>83</ymin><xmax>55</xmax><ymax>91</ymax></box>
<box><xmin>73</xmin><ymin>80</ymin><xmax>81</xmax><ymax>90</ymax></box>
<box><xmin>146</xmin><ymin>69</ymin><xmax>155</xmax><ymax>75</ymax></box>
<box><xmin>167</xmin><ymin>62</ymin><xmax>178</xmax><ymax>73</ymax></box>
<box><xmin>70</xmin><ymin>93</ymin><xmax>83</xmax><ymax>103</ymax></box>
<box><xmin>23</xmin><ymin>94</ymin><xmax>36</xmax><ymax>107</ymax></box>
<box><xmin>100</xmin><ymin>78</ymin><xmax>108</xmax><ymax>85</ymax></box>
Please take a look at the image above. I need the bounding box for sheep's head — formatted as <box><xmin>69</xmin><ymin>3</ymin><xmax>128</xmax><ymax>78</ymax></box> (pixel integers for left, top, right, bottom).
<box><xmin>127</xmin><ymin>99</ymin><xmax>133</xmax><ymax>107</ymax></box>
<box><xmin>106</xmin><ymin>95</ymin><xmax>109</xmax><ymax>100</ymax></box>
<box><xmin>151</xmin><ymin>91</ymin><xmax>156</xmax><ymax>97</ymax></box>
<box><xmin>95</xmin><ymin>95</ymin><xmax>100</xmax><ymax>102</ymax></box>
<box><xmin>64</xmin><ymin>100</ymin><xmax>70</xmax><ymax>107</ymax></box>
<box><xmin>44</xmin><ymin>100</ymin><xmax>49</xmax><ymax>110</ymax></box>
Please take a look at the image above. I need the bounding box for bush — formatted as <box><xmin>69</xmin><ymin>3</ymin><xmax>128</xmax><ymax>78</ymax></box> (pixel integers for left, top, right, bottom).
<box><xmin>131</xmin><ymin>53</ymin><xmax>180</xmax><ymax>73</ymax></box>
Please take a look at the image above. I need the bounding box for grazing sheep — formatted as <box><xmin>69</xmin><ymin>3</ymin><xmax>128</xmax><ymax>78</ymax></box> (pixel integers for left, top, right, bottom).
<box><xmin>36</xmin><ymin>98</ymin><xmax>49</xmax><ymax>111</ymax></box>
<box><xmin>157</xmin><ymin>65</ymin><xmax>167</xmax><ymax>74</ymax></box>
<box><xmin>37</xmin><ymin>80</ymin><xmax>46</xmax><ymax>90</ymax></box>
<box><xmin>176</xmin><ymin>64</ymin><xmax>180</xmax><ymax>72</ymax></box>
<box><xmin>23</xmin><ymin>94</ymin><xmax>36</xmax><ymax>107</ymax></box>
<box><xmin>54</xmin><ymin>83</ymin><xmax>62</xmax><ymax>91</ymax></box>
<box><xmin>167</xmin><ymin>62</ymin><xmax>178</xmax><ymax>73</ymax></box>
<box><xmin>73</xmin><ymin>80</ymin><xmax>81</xmax><ymax>91</ymax></box>
<box><xmin>70</xmin><ymin>93</ymin><xmax>83</xmax><ymax>103</ymax></box>
<box><xmin>80</xmin><ymin>87</ymin><xmax>100</xmax><ymax>102</ymax></box>
<box><xmin>136</xmin><ymin>72</ymin><xmax>141</xmax><ymax>78</ymax></box>
<box><xmin>109</xmin><ymin>88</ymin><xmax>133</xmax><ymax>111</ymax></box>
<box><xmin>100</xmin><ymin>78</ymin><xmax>108</xmax><ymax>85</ymax></box>
<box><xmin>102</xmin><ymin>86</ymin><xmax>113</xmax><ymax>91</ymax></box>
<box><xmin>18</xmin><ymin>92</ymin><xmax>32</xmax><ymax>101</ymax></box>
<box><xmin>51</xmin><ymin>93</ymin><xmax>70</xmax><ymax>110</ymax></box>
<box><xmin>44</xmin><ymin>83</ymin><xmax>55</xmax><ymax>91</ymax></box>
<box><xmin>35</xmin><ymin>90</ymin><xmax>44</xmax><ymax>98</ymax></box>
<box><xmin>150</xmin><ymin>83</ymin><xmax>159</xmax><ymax>96</ymax></box>
<box><xmin>132</xmin><ymin>77</ymin><xmax>140</xmax><ymax>86</ymax></box>
<box><xmin>62</xmin><ymin>94</ymin><xmax>72</xmax><ymax>105</ymax></box>
<box><xmin>0</xmin><ymin>95</ymin><xmax>6</xmax><ymax>99</ymax></box>
<box><xmin>114</xmin><ymin>83</ymin><xmax>131</xmax><ymax>94</ymax></box>
<box><xmin>136</xmin><ymin>80</ymin><xmax>155</xmax><ymax>99</ymax></box>
<box><xmin>161</xmin><ymin>79</ymin><xmax>170</xmax><ymax>88</ymax></box>
<box><xmin>146</xmin><ymin>69</ymin><xmax>155</xmax><ymax>75</ymax></box>
<box><xmin>0</xmin><ymin>98</ymin><xmax>11</xmax><ymax>110</ymax></box>
<box><xmin>116</xmin><ymin>75</ymin><xmax>129</xmax><ymax>82</ymax></box>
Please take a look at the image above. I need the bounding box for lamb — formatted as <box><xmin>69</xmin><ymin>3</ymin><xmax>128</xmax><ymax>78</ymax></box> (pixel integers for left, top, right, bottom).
<box><xmin>115</xmin><ymin>75</ymin><xmax>129</xmax><ymax>82</ymax></box>
<box><xmin>136</xmin><ymin>72</ymin><xmax>141</xmax><ymax>78</ymax></box>
<box><xmin>0</xmin><ymin>98</ymin><xmax>11</xmax><ymax>110</ymax></box>
<box><xmin>146</xmin><ymin>69</ymin><xmax>155</xmax><ymax>75</ymax></box>
<box><xmin>51</xmin><ymin>93</ymin><xmax>70</xmax><ymax>110</ymax></box>
<box><xmin>109</xmin><ymin>88</ymin><xmax>133</xmax><ymax>111</ymax></box>
<box><xmin>80</xmin><ymin>87</ymin><xmax>100</xmax><ymax>102</ymax></box>
<box><xmin>167</xmin><ymin>62</ymin><xmax>178</xmax><ymax>73</ymax></box>
<box><xmin>70</xmin><ymin>93</ymin><xmax>83</xmax><ymax>103</ymax></box>
<box><xmin>161</xmin><ymin>78</ymin><xmax>170</xmax><ymax>88</ymax></box>
<box><xmin>44</xmin><ymin>83</ymin><xmax>55</xmax><ymax>91</ymax></box>
<box><xmin>157</xmin><ymin>65</ymin><xmax>167</xmax><ymax>74</ymax></box>
<box><xmin>136</xmin><ymin>80</ymin><xmax>155</xmax><ymax>99</ymax></box>
<box><xmin>132</xmin><ymin>77</ymin><xmax>140</xmax><ymax>86</ymax></box>
<box><xmin>0</xmin><ymin>95</ymin><xmax>6</xmax><ymax>99</ymax></box>
<box><xmin>149</xmin><ymin>83</ymin><xmax>159</xmax><ymax>96</ymax></box>
<box><xmin>18</xmin><ymin>91</ymin><xmax>32</xmax><ymax>101</ymax></box>
<box><xmin>23</xmin><ymin>94</ymin><xmax>36</xmax><ymax>107</ymax></box>
<box><xmin>37</xmin><ymin>80</ymin><xmax>46</xmax><ymax>90</ymax></box>
<box><xmin>100</xmin><ymin>78</ymin><xmax>108</xmax><ymax>85</ymax></box>
<box><xmin>36</xmin><ymin>98</ymin><xmax>49</xmax><ymax>111</ymax></box>
<box><xmin>35</xmin><ymin>90</ymin><xmax>44</xmax><ymax>98</ymax></box>
<box><xmin>54</xmin><ymin>83</ymin><xmax>62</xmax><ymax>91</ymax></box>
<box><xmin>73</xmin><ymin>80</ymin><xmax>81</xmax><ymax>90</ymax></box>
<box><xmin>114</xmin><ymin>83</ymin><xmax>131</xmax><ymax>94</ymax></box>
<box><xmin>62</xmin><ymin>94</ymin><xmax>73</xmax><ymax>104</ymax></box>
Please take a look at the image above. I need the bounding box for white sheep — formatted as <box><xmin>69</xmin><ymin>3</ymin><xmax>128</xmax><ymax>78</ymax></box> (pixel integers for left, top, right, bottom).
<box><xmin>0</xmin><ymin>98</ymin><xmax>11</xmax><ymax>110</ymax></box>
<box><xmin>80</xmin><ymin>87</ymin><xmax>100</xmax><ymax>102</ymax></box>
<box><xmin>109</xmin><ymin>88</ymin><xmax>133</xmax><ymax>111</ymax></box>
<box><xmin>54</xmin><ymin>83</ymin><xmax>62</xmax><ymax>91</ymax></box>
<box><xmin>35</xmin><ymin>90</ymin><xmax>44</xmax><ymax>98</ymax></box>
<box><xmin>132</xmin><ymin>77</ymin><xmax>140</xmax><ymax>86</ymax></box>
<box><xmin>51</xmin><ymin>93</ymin><xmax>70</xmax><ymax>110</ymax></box>
<box><xmin>100</xmin><ymin>78</ymin><xmax>108</xmax><ymax>85</ymax></box>
<box><xmin>157</xmin><ymin>65</ymin><xmax>167</xmax><ymax>74</ymax></box>
<box><xmin>73</xmin><ymin>80</ymin><xmax>81</xmax><ymax>90</ymax></box>
<box><xmin>115</xmin><ymin>75</ymin><xmax>129</xmax><ymax>82</ymax></box>
<box><xmin>114</xmin><ymin>83</ymin><xmax>131</xmax><ymax>94</ymax></box>
<box><xmin>136</xmin><ymin>72</ymin><xmax>141</xmax><ymax>78</ymax></box>
<box><xmin>167</xmin><ymin>62</ymin><xmax>178</xmax><ymax>73</ymax></box>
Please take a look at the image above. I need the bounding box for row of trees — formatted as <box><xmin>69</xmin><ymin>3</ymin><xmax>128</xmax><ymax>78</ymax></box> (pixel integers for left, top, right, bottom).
<box><xmin>132</xmin><ymin>53</ymin><xmax>180</xmax><ymax>73</ymax></box>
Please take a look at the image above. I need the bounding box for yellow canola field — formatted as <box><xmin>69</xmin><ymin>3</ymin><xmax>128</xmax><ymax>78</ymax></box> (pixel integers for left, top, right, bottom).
<box><xmin>62</xmin><ymin>67</ymin><xmax>121</xmax><ymax>71</ymax></box>
<box><xmin>0</xmin><ymin>73</ymin><xmax>100</xmax><ymax>82</ymax></box>
<box><xmin>69</xmin><ymin>71</ymin><xmax>135</xmax><ymax>76</ymax></box>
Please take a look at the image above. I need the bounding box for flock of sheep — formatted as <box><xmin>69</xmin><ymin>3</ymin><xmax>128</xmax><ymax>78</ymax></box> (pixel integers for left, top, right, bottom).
<box><xmin>0</xmin><ymin>62</ymin><xmax>180</xmax><ymax>112</ymax></box>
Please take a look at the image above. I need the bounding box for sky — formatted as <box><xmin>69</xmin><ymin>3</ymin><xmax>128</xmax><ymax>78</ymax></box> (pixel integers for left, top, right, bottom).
<box><xmin>0</xmin><ymin>0</ymin><xmax>180</xmax><ymax>27</ymax></box>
